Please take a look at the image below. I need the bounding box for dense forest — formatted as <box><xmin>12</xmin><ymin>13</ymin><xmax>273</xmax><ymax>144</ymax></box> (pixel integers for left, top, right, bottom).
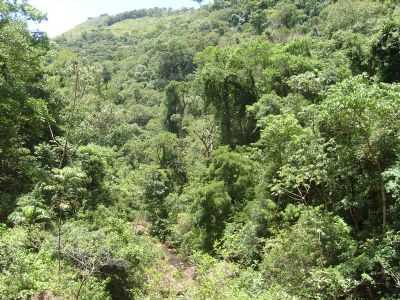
<box><xmin>1</xmin><ymin>0</ymin><xmax>400</xmax><ymax>299</ymax></box>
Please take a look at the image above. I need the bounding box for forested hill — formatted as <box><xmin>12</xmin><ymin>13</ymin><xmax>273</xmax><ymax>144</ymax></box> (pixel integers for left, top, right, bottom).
<box><xmin>2</xmin><ymin>0</ymin><xmax>400</xmax><ymax>299</ymax></box>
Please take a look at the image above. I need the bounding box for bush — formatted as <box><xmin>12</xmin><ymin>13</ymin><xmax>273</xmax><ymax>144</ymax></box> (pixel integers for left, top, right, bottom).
<box><xmin>260</xmin><ymin>208</ymin><xmax>356</xmax><ymax>297</ymax></box>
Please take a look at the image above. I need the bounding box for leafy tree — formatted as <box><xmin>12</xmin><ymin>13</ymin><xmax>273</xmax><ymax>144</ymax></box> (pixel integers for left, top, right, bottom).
<box><xmin>321</xmin><ymin>0</ymin><xmax>385</xmax><ymax>36</ymax></box>
<box><xmin>196</xmin><ymin>41</ymin><xmax>272</xmax><ymax>146</ymax></box>
<box><xmin>318</xmin><ymin>75</ymin><xmax>400</xmax><ymax>232</ymax></box>
<box><xmin>266</xmin><ymin>1</ymin><xmax>305</xmax><ymax>29</ymax></box>
<box><xmin>156</xmin><ymin>38</ymin><xmax>195</xmax><ymax>84</ymax></box>
<box><xmin>181</xmin><ymin>147</ymin><xmax>256</xmax><ymax>252</ymax></box>
<box><xmin>261</xmin><ymin>208</ymin><xmax>356</xmax><ymax>298</ymax></box>
<box><xmin>164</xmin><ymin>81</ymin><xmax>190</xmax><ymax>136</ymax></box>
<box><xmin>372</xmin><ymin>20</ymin><xmax>400</xmax><ymax>82</ymax></box>
<box><xmin>0</xmin><ymin>0</ymin><xmax>53</xmax><ymax>220</ymax></box>
<box><xmin>8</xmin><ymin>190</ymin><xmax>49</xmax><ymax>228</ymax></box>
<box><xmin>147</xmin><ymin>132</ymin><xmax>187</xmax><ymax>186</ymax></box>
<box><xmin>78</xmin><ymin>145</ymin><xmax>111</xmax><ymax>209</ymax></box>
<box><xmin>139</xmin><ymin>166</ymin><xmax>171</xmax><ymax>238</ymax></box>
<box><xmin>383</xmin><ymin>163</ymin><xmax>400</xmax><ymax>231</ymax></box>
<box><xmin>260</xmin><ymin>115</ymin><xmax>330</xmax><ymax>206</ymax></box>
<box><xmin>207</xmin><ymin>147</ymin><xmax>255</xmax><ymax>208</ymax></box>
<box><xmin>192</xmin><ymin>180</ymin><xmax>232</xmax><ymax>251</ymax></box>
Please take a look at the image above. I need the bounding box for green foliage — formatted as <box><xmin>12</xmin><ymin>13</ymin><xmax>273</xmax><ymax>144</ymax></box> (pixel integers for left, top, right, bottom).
<box><xmin>218</xmin><ymin>220</ymin><xmax>262</xmax><ymax>266</ymax></box>
<box><xmin>167</xmin><ymin>147</ymin><xmax>257</xmax><ymax>253</ymax></box>
<box><xmin>207</xmin><ymin>147</ymin><xmax>255</xmax><ymax>207</ymax></box>
<box><xmin>267</xmin><ymin>1</ymin><xmax>306</xmax><ymax>29</ymax></box>
<box><xmin>372</xmin><ymin>19</ymin><xmax>400</xmax><ymax>82</ymax></box>
<box><xmin>3</xmin><ymin>0</ymin><xmax>400</xmax><ymax>298</ymax></box>
<box><xmin>139</xmin><ymin>166</ymin><xmax>171</xmax><ymax>237</ymax></box>
<box><xmin>164</xmin><ymin>81</ymin><xmax>191</xmax><ymax>136</ymax></box>
<box><xmin>78</xmin><ymin>145</ymin><xmax>112</xmax><ymax>209</ymax></box>
<box><xmin>0</xmin><ymin>0</ymin><xmax>53</xmax><ymax>220</ymax></box>
<box><xmin>193</xmin><ymin>180</ymin><xmax>232</xmax><ymax>251</ymax></box>
<box><xmin>59</xmin><ymin>215</ymin><xmax>160</xmax><ymax>299</ymax></box>
<box><xmin>0</xmin><ymin>208</ymin><xmax>163</xmax><ymax>299</ymax></box>
<box><xmin>261</xmin><ymin>208</ymin><xmax>356</xmax><ymax>298</ymax></box>
<box><xmin>196</xmin><ymin>41</ymin><xmax>271</xmax><ymax>146</ymax></box>
<box><xmin>156</xmin><ymin>38</ymin><xmax>195</xmax><ymax>84</ymax></box>
<box><xmin>317</xmin><ymin>75</ymin><xmax>400</xmax><ymax>232</ymax></box>
<box><xmin>8</xmin><ymin>189</ymin><xmax>50</xmax><ymax>226</ymax></box>
<box><xmin>0</xmin><ymin>226</ymin><xmax>109</xmax><ymax>299</ymax></box>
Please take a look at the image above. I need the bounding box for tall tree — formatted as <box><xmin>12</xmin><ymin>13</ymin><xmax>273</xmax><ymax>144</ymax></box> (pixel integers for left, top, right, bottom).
<box><xmin>196</xmin><ymin>42</ymin><xmax>271</xmax><ymax>147</ymax></box>
<box><xmin>0</xmin><ymin>0</ymin><xmax>52</xmax><ymax>220</ymax></box>
<box><xmin>318</xmin><ymin>75</ymin><xmax>400</xmax><ymax>232</ymax></box>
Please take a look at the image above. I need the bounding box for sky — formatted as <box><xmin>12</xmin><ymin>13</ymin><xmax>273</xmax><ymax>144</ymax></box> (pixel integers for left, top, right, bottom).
<box><xmin>28</xmin><ymin>0</ymin><xmax>201</xmax><ymax>37</ymax></box>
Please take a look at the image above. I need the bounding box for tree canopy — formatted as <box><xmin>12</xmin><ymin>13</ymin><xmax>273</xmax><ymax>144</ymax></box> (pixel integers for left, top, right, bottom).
<box><xmin>2</xmin><ymin>0</ymin><xmax>400</xmax><ymax>299</ymax></box>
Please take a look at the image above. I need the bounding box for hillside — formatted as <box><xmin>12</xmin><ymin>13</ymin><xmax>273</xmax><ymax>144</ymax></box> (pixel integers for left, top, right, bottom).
<box><xmin>1</xmin><ymin>0</ymin><xmax>400</xmax><ymax>299</ymax></box>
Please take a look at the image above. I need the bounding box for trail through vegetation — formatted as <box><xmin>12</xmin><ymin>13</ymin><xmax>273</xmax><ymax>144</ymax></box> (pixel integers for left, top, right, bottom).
<box><xmin>132</xmin><ymin>220</ymin><xmax>196</xmax><ymax>297</ymax></box>
<box><xmin>160</xmin><ymin>243</ymin><xmax>196</xmax><ymax>295</ymax></box>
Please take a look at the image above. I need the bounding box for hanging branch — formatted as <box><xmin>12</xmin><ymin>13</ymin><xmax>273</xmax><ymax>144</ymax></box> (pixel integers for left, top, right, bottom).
<box><xmin>48</xmin><ymin>124</ymin><xmax>62</xmax><ymax>147</ymax></box>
